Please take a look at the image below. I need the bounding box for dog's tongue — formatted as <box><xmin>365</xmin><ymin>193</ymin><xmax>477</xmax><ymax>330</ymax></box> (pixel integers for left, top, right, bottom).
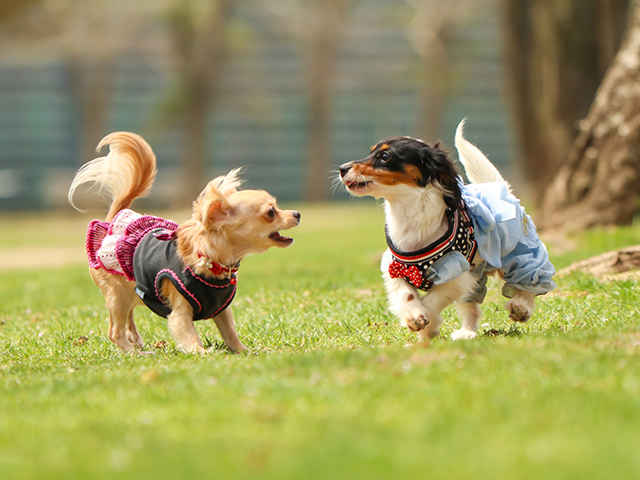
<box><xmin>269</xmin><ymin>231</ymin><xmax>293</xmax><ymax>246</ymax></box>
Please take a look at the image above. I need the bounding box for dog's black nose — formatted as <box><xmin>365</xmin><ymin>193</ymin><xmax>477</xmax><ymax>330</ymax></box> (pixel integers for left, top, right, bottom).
<box><xmin>339</xmin><ymin>163</ymin><xmax>352</xmax><ymax>178</ymax></box>
<box><xmin>293</xmin><ymin>211</ymin><xmax>301</xmax><ymax>222</ymax></box>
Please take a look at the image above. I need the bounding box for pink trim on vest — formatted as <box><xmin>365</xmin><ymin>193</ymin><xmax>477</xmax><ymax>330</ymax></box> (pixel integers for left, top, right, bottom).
<box><xmin>209</xmin><ymin>285</ymin><xmax>237</xmax><ymax>318</ymax></box>
<box><xmin>184</xmin><ymin>266</ymin><xmax>234</xmax><ymax>288</ymax></box>
<box><xmin>154</xmin><ymin>268</ymin><xmax>202</xmax><ymax>314</ymax></box>
<box><xmin>86</xmin><ymin>212</ymin><xmax>178</xmax><ymax>281</ymax></box>
<box><xmin>116</xmin><ymin>216</ymin><xmax>178</xmax><ymax>281</ymax></box>
<box><xmin>86</xmin><ymin>220</ymin><xmax>110</xmax><ymax>269</ymax></box>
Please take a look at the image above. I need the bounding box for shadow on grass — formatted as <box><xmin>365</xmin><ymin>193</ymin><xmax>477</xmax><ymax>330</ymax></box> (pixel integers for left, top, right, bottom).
<box><xmin>482</xmin><ymin>326</ymin><xmax>522</xmax><ymax>337</ymax></box>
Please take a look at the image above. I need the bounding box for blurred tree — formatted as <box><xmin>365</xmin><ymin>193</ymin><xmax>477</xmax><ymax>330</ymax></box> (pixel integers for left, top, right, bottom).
<box><xmin>501</xmin><ymin>0</ymin><xmax>630</xmax><ymax>197</ymax></box>
<box><xmin>540</xmin><ymin>0</ymin><xmax>640</xmax><ymax>230</ymax></box>
<box><xmin>407</xmin><ymin>0</ymin><xmax>484</xmax><ymax>140</ymax></box>
<box><xmin>305</xmin><ymin>0</ymin><xmax>349</xmax><ymax>201</ymax></box>
<box><xmin>0</xmin><ymin>1</ymin><xmax>158</xmax><ymax>163</ymax></box>
<box><xmin>263</xmin><ymin>0</ymin><xmax>351</xmax><ymax>202</ymax></box>
<box><xmin>67</xmin><ymin>56</ymin><xmax>115</xmax><ymax>165</ymax></box>
<box><xmin>165</xmin><ymin>0</ymin><xmax>233</xmax><ymax>204</ymax></box>
<box><xmin>0</xmin><ymin>0</ymin><xmax>40</xmax><ymax>20</ymax></box>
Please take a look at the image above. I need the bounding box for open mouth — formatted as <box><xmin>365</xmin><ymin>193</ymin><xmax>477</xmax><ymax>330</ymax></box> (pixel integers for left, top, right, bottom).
<box><xmin>345</xmin><ymin>180</ymin><xmax>372</xmax><ymax>191</ymax></box>
<box><xmin>269</xmin><ymin>231</ymin><xmax>294</xmax><ymax>246</ymax></box>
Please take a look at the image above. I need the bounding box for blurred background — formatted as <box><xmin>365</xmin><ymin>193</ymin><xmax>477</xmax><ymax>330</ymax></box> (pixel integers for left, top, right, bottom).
<box><xmin>1</xmin><ymin>0</ymin><xmax>638</xmax><ymax>231</ymax></box>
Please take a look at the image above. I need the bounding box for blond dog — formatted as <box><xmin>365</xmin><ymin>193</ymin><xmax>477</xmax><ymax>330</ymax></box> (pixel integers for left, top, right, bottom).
<box><xmin>69</xmin><ymin>132</ymin><xmax>300</xmax><ymax>353</ymax></box>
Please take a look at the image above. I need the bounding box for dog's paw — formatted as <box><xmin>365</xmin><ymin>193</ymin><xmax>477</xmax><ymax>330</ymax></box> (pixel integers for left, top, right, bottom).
<box><xmin>177</xmin><ymin>344</ymin><xmax>207</xmax><ymax>354</ymax></box>
<box><xmin>234</xmin><ymin>343</ymin><xmax>248</xmax><ymax>353</ymax></box>
<box><xmin>450</xmin><ymin>328</ymin><xmax>477</xmax><ymax>341</ymax></box>
<box><xmin>401</xmin><ymin>309</ymin><xmax>430</xmax><ymax>331</ymax></box>
<box><xmin>506</xmin><ymin>298</ymin><xmax>532</xmax><ymax>323</ymax></box>
<box><xmin>137</xmin><ymin>350</ymin><xmax>156</xmax><ymax>356</ymax></box>
<box><xmin>227</xmin><ymin>343</ymin><xmax>248</xmax><ymax>354</ymax></box>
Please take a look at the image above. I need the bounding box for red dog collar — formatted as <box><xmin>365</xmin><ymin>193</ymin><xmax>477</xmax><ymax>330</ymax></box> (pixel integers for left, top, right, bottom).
<box><xmin>197</xmin><ymin>252</ymin><xmax>239</xmax><ymax>279</ymax></box>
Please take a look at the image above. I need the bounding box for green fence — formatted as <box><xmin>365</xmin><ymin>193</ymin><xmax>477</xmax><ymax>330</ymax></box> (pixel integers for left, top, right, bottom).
<box><xmin>0</xmin><ymin>3</ymin><xmax>514</xmax><ymax>210</ymax></box>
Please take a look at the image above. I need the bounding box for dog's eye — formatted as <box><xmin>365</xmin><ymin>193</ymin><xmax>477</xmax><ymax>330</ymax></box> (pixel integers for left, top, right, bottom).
<box><xmin>379</xmin><ymin>151</ymin><xmax>391</xmax><ymax>162</ymax></box>
<box><xmin>378</xmin><ymin>150</ymin><xmax>391</xmax><ymax>162</ymax></box>
<box><xmin>267</xmin><ymin>207</ymin><xmax>276</xmax><ymax>218</ymax></box>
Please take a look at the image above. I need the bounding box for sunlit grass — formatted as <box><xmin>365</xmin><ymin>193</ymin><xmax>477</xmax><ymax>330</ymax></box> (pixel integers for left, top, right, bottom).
<box><xmin>1</xmin><ymin>204</ymin><xmax>639</xmax><ymax>479</ymax></box>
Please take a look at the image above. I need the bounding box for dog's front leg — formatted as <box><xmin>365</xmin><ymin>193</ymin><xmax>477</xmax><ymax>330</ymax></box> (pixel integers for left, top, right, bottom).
<box><xmin>383</xmin><ymin>274</ymin><xmax>430</xmax><ymax>331</ymax></box>
<box><xmin>163</xmin><ymin>281</ymin><xmax>205</xmax><ymax>354</ymax></box>
<box><xmin>381</xmin><ymin>250</ymin><xmax>429</xmax><ymax>331</ymax></box>
<box><xmin>213</xmin><ymin>308</ymin><xmax>247</xmax><ymax>353</ymax></box>
<box><xmin>420</xmin><ymin>272</ymin><xmax>479</xmax><ymax>341</ymax></box>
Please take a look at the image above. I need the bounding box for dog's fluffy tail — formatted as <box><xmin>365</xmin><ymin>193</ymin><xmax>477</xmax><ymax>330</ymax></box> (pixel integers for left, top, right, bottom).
<box><xmin>455</xmin><ymin>119</ymin><xmax>510</xmax><ymax>190</ymax></box>
<box><xmin>68</xmin><ymin>132</ymin><xmax>157</xmax><ymax>222</ymax></box>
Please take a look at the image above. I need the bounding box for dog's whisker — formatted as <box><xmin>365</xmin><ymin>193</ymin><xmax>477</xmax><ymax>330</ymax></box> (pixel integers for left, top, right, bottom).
<box><xmin>328</xmin><ymin>168</ymin><xmax>350</xmax><ymax>196</ymax></box>
<box><xmin>329</xmin><ymin>175</ymin><xmax>344</xmax><ymax>195</ymax></box>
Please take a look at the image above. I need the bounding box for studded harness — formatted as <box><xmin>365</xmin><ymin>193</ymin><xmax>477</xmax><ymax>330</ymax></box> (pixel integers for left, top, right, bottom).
<box><xmin>385</xmin><ymin>202</ymin><xmax>477</xmax><ymax>292</ymax></box>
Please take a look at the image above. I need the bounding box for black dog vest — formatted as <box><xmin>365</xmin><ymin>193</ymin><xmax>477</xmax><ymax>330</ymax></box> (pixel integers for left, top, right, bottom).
<box><xmin>133</xmin><ymin>229</ymin><xmax>237</xmax><ymax>320</ymax></box>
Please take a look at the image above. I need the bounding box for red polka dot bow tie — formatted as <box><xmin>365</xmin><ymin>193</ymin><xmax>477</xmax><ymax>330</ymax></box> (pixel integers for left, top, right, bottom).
<box><xmin>389</xmin><ymin>260</ymin><xmax>423</xmax><ymax>288</ymax></box>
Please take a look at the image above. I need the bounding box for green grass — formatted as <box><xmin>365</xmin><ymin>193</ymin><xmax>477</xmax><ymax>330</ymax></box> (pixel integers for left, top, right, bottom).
<box><xmin>1</xmin><ymin>203</ymin><xmax>639</xmax><ymax>479</ymax></box>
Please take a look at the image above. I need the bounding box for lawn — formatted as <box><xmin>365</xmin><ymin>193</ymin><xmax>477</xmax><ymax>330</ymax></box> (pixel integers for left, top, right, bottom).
<box><xmin>1</xmin><ymin>203</ymin><xmax>639</xmax><ymax>479</ymax></box>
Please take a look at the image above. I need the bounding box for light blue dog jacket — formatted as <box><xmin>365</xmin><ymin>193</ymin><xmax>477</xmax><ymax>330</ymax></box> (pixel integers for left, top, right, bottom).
<box><xmin>385</xmin><ymin>180</ymin><xmax>556</xmax><ymax>302</ymax></box>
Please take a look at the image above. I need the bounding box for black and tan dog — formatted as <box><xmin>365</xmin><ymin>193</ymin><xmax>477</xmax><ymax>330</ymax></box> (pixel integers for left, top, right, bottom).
<box><xmin>339</xmin><ymin>121</ymin><xmax>555</xmax><ymax>340</ymax></box>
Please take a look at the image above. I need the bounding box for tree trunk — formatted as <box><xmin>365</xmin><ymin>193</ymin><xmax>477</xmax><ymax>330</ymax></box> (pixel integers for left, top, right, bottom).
<box><xmin>305</xmin><ymin>0</ymin><xmax>347</xmax><ymax>202</ymax></box>
<box><xmin>418</xmin><ymin>27</ymin><xmax>453</xmax><ymax>141</ymax></box>
<box><xmin>170</xmin><ymin>0</ymin><xmax>232</xmax><ymax>204</ymax></box>
<box><xmin>501</xmin><ymin>0</ymin><xmax>629</xmax><ymax>197</ymax></box>
<box><xmin>0</xmin><ymin>0</ymin><xmax>41</xmax><ymax>23</ymax></box>
<box><xmin>183</xmin><ymin>96</ymin><xmax>208</xmax><ymax>202</ymax></box>
<box><xmin>540</xmin><ymin>0</ymin><xmax>640</xmax><ymax>230</ymax></box>
<box><xmin>559</xmin><ymin>246</ymin><xmax>640</xmax><ymax>276</ymax></box>
<box><xmin>306</xmin><ymin>43</ymin><xmax>333</xmax><ymax>202</ymax></box>
<box><xmin>68</xmin><ymin>58</ymin><xmax>114</xmax><ymax>163</ymax></box>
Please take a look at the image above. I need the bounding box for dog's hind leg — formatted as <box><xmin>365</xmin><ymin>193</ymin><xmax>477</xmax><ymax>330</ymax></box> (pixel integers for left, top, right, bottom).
<box><xmin>506</xmin><ymin>289</ymin><xmax>536</xmax><ymax>322</ymax></box>
<box><xmin>106</xmin><ymin>302</ymin><xmax>136</xmax><ymax>352</ymax></box>
<box><xmin>126</xmin><ymin>308</ymin><xmax>144</xmax><ymax>348</ymax></box>
<box><xmin>90</xmin><ymin>269</ymin><xmax>137</xmax><ymax>352</ymax></box>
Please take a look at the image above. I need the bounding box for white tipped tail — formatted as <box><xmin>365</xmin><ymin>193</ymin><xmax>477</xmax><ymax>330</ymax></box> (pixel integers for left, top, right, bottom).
<box><xmin>455</xmin><ymin>120</ymin><xmax>510</xmax><ymax>190</ymax></box>
<box><xmin>68</xmin><ymin>132</ymin><xmax>157</xmax><ymax>221</ymax></box>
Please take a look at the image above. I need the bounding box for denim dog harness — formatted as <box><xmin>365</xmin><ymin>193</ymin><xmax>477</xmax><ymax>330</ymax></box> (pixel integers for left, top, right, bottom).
<box><xmin>386</xmin><ymin>203</ymin><xmax>477</xmax><ymax>292</ymax></box>
<box><xmin>133</xmin><ymin>230</ymin><xmax>237</xmax><ymax>320</ymax></box>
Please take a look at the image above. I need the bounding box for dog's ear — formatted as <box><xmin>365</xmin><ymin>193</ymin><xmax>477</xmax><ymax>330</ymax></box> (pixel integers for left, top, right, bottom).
<box><xmin>419</xmin><ymin>144</ymin><xmax>462</xmax><ymax>209</ymax></box>
<box><xmin>195</xmin><ymin>182</ymin><xmax>234</xmax><ymax>229</ymax></box>
<box><xmin>203</xmin><ymin>198</ymin><xmax>233</xmax><ymax>229</ymax></box>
